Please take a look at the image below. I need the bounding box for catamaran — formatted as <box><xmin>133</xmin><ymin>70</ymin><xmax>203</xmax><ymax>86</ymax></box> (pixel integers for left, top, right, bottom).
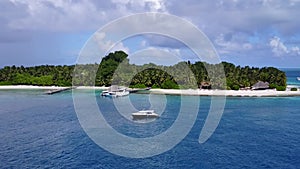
<box><xmin>101</xmin><ymin>85</ymin><xmax>129</xmax><ymax>97</ymax></box>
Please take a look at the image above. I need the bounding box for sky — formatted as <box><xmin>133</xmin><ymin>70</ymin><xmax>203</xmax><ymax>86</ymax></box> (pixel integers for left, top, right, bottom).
<box><xmin>1</xmin><ymin>0</ymin><xmax>300</xmax><ymax>68</ymax></box>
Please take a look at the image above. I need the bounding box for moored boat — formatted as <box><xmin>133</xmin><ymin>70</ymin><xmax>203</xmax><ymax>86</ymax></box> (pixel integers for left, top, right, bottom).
<box><xmin>101</xmin><ymin>85</ymin><xmax>129</xmax><ymax>97</ymax></box>
<box><xmin>132</xmin><ymin>110</ymin><xmax>159</xmax><ymax>119</ymax></box>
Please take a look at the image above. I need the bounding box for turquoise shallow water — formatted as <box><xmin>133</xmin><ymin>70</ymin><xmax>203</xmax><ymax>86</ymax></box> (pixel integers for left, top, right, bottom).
<box><xmin>282</xmin><ymin>68</ymin><xmax>300</xmax><ymax>87</ymax></box>
<box><xmin>0</xmin><ymin>89</ymin><xmax>299</xmax><ymax>168</ymax></box>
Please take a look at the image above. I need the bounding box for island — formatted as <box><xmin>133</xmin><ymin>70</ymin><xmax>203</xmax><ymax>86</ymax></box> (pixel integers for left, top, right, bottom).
<box><xmin>1</xmin><ymin>50</ymin><xmax>299</xmax><ymax>97</ymax></box>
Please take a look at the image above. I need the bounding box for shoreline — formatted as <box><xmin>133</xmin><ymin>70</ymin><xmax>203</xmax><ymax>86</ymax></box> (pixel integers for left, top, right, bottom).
<box><xmin>0</xmin><ymin>85</ymin><xmax>109</xmax><ymax>90</ymax></box>
<box><xmin>149</xmin><ymin>89</ymin><xmax>300</xmax><ymax>97</ymax></box>
<box><xmin>0</xmin><ymin>85</ymin><xmax>68</xmax><ymax>90</ymax></box>
<box><xmin>1</xmin><ymin>85</ymin><xmax>300</xmax><ymax>97</ymax></box>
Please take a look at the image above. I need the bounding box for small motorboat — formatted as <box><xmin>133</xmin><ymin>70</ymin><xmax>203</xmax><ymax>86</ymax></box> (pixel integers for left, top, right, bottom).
<box><xmin>132</xmin><ymin>110</ymin><xmax>159</xmax><ymax>119</ymax></box>
<box><xmin>297</xmin><ymin>77</ymin><xmax>300</xmax><ymax>81</ymax></box>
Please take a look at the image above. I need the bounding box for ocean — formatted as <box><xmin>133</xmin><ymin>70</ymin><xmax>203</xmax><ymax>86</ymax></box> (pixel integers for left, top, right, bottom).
<box><xmin>282</xmin><ymin>68</ymin><xmax>300</xmax><ymax>87</ymax></box>
<box><xmin>0</xmin><ymin>70</ymin><xmax>300</xmax><ymax>168</ymax></box>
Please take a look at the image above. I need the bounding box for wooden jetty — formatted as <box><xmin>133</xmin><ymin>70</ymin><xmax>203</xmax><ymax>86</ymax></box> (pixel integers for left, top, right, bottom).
<box><xmin>45</xmin><ymin>87</ymin><xmax>76</xmax><ymax>95</ymax></box>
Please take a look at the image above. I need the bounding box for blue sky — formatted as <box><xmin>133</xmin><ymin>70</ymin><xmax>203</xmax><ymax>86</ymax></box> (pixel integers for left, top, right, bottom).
<box><xmin>1</xmin><ymin>0</ymin><xmax>300</xmax><ymax>68</ymax></box>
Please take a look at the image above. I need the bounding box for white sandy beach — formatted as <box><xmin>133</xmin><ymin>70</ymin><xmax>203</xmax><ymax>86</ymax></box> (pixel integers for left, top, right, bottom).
<box><xmin>74</xmin><ymin>86</ymin><xmax>109</xmax><ymax>90</ymax></box>
<box><xmin>0</xmin><ymin>85</ymin><xmax>68</xmax><ymax>90</ymax></box>
<box><xmin>149</xmin><ymin>88</ymin><xmax>300</xmax><ymax>97</ymax></box>
<box><xmin>1</xmin><ymin>85</ymin><xmax>300</xmax><ymax>97</ymax></box>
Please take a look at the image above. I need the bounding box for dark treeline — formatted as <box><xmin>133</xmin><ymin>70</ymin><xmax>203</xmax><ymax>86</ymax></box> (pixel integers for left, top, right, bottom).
<box><xmin>0</xmin><ymin>65</ymin><xmax>74</xmax><ymax>86</ymax></box>
<box><xmin>0</xmin><ymin>51</ymin><xmax>286</xmax><ymax>90</ymax></box>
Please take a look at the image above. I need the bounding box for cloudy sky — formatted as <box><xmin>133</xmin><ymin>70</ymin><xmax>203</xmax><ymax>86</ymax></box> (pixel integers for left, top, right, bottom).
<box><xmin>1</xmin><ymin>0</ymin><xmax>300</xmax><ymax>68</ymax></box>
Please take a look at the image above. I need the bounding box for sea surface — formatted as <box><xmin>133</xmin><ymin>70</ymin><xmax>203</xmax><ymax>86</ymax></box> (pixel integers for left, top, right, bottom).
<box><xmin>282</xmin><ymin>68</ymin><xmax>300</xmax><ymax>87</ymax></box>
<box><xmin>0</xmin><ymin>70</ymin><xmax>300</xmax><ymax>169</ymax></box>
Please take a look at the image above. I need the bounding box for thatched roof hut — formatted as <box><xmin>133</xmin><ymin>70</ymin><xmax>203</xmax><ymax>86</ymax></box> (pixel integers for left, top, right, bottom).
<box><xmin>252</xmin><ymin>81</ymin><xmax>269</xmax><ymax>90</ymax></box>
<box><xmin>200</xmin><ymin>82</ymin><xmax>211</xmax><ymax>89</ymax></box>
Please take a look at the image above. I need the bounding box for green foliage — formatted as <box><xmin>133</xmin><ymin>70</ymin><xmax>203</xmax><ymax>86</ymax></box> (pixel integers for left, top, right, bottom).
<box><xmin>96</xmin><ymin>51</ymin><xmax>128</xmax><ymax>86</ymax></box>
<box><xmin>0</xmin><ymin>51</ymin><xmax>287</xmax><ymax>89</ymax></box>
<box><xmin>221</xmin><ymin>62</ymin><xmax>286</xmax><ymax>90</ymax></box>
<box><xmin>0</xmin><ymin>81</ymin><xmax>12</xmax><ymax>85</ymax></box>
<box><xmin>0</xmin><ymin>64</ymin><xmax>73</xmax><ymax>86</ymax></box>
<box><xmin>161</xmin><ymin>79</ymin><xmax>179</xmax><ymax>89</ymax></box>
<box><xmin>276</xmin><ymin>86</ymin><xmax>286</xmax><ymax>91</ymax></box>
<box><xmin>291</xmin><ymin>88</ymin><xmax>298</xmax><ymax>91</ymax></box>
<box><xmin>152</xmin><ymin>84</ymin><xmax>160</xmax><ymax>89</ymax></box>
<box><xmin>269</xmin><ymin>83</ymin><xmax>277</xmax><ymax>89</ymax></box>
<box><xmin>232</xmin><ymin>85</ymin><xmax>240</xmax><ymax>90</ymax></box>
<box><xmin>129</xmin><ymin>84</ymin><xmax>147</xmax><ymax>88</ymax></box>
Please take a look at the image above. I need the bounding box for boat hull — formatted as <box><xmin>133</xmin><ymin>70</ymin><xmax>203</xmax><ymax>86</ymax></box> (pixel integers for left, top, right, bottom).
<box><xmin>101</xmin><ymin>90</ymin><xmax>129</xmax><ymax>97</ymax></box>
<box><xmin>132</xmin><ymin>114</ymin><xmax>159</xmax><ymax>119</ymax></box>
<box><xmin>132</xmin><ymin>110</ymin><xmax>159</xmax><ymax>119</ymax></box>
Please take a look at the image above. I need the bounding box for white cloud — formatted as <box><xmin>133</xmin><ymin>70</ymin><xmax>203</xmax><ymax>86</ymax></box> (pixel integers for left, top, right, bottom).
<box><xmin>291</xmin><ymin>46</ymin><xmax>300</xmax><ymax>55</ymax></box>
<box><xmin>93</xmin><ymin>32</ymin><xmax>130</xmax><ymax>54</ymax></box>
<box><xmin>269</xmin><ymin>36</ymin><xmax>300</xmax><ymax>57</ymax></box>
<box><xmin>167</xmin><ymin>0</ymin><xmax>300</xmax><ymax>36</ymax></box>
<box><xmin>269</xmin><ymin>36</ymin><xmax>288</xmax><ymax>56</ymax></box>
<box><xmin>129</xmin><ymin>47</ymin><xmax>181</xmax><ymax>65</ymax></box>
<box><xmin>5</xmin><ymin>0</ymin><xmax>300</xmax><ymax>36</ymax></box>
<box><xmin>8</xmin><ymin>0</ymin><xmax>107</xmax><ymax>31</ymax></box>
<box><xmin>7</xmin><ymin>0</ymin><xmax>168</xmax><ymax>31</ymax></box>
<box><xmin>2</xmin><ymin>0</ymin><xmax>300</xmax><ymax>67</ymax></box>
<box><xmin>214</xmin><ymin>33</ymin><xmax>253</xmax><ymax>54</ymax></box>
<box><xmin>111</xmin><ymin>0</ymin><xmax>167</xmax><ymax>12</ymax></box>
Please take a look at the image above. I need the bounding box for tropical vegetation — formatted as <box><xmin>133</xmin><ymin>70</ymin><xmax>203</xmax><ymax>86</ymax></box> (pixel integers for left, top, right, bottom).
<box><xmin>0</xmin><ymin>51</ymin><xmax>286</xmax><ymax>90</ymax></box>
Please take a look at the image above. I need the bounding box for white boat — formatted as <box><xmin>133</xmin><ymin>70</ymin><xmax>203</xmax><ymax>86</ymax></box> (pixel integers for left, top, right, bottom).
<box><xmin>113</xmin><ymin>89</ymin><xmax>129</xmax><ymax>97</ymax></box>
<box><xmin>132</xmin><ymin>110</ymin><xmax>159</xmax><ymax>119</ymax></box>
<box><xmin>101</xmin><ymin>89</ymin><xmax>129</xmax><ymax>97</ymax></box>
<box><xmin>101</xmin><ymin>86</ymin><xmax>129</xmax><ymax>97</ymax></box>
<box><xmin>101</xmin><ymin>91</ymin><xmax>111</xmax><ymax>97</ymax></box>
<box><xmin>297</xmin><ymin>77</ymin><xmax>300</xmax><ymax>81</ymax></box>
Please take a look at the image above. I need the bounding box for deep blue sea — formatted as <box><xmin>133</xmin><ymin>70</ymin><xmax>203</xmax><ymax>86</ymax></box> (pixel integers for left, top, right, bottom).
<box><xmin>0</xmin><ymin>70</ymin><xmax>300</xmax><ymax>169</ymax></box>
